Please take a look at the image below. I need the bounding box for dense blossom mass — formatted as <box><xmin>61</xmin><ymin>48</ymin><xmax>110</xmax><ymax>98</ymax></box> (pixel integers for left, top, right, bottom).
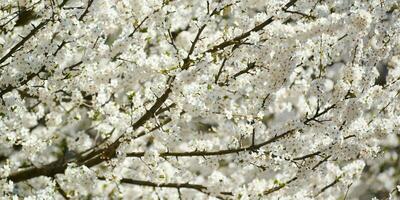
<box><xmin>0</xmin><ymin>0</ymin><xmax>400</xmax><ymax>199</ymax></box>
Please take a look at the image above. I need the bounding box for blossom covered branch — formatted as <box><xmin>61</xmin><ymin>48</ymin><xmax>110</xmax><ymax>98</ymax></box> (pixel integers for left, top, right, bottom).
<box><xmin>1</xmin><ymin>0</ymin><xmax>400</xmax><ymax>199</ymax></box>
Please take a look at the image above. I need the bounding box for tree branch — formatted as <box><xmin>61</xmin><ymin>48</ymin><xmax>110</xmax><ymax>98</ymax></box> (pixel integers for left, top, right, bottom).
<box><xmin>98</xmin><ymin>177</ymin><xmax>233</xmax><ymax>197</ymax></box>
<box><xmin>0</xmin><ymin>19</ymin><xmax>49</xmax><ymax>66</ymax></box>
<box><xmin>206</xmin><ymin>0</ymin><xmax>298</xmax><ymax>53</ymax></box>
<box><xmin>78</xmin><ymin>0</ymin><xmax>94</xmax><ymax>21</ymax></box>
<box><xmin>127</xmin><ymin>129</ymin><xmax>296</xmax><ymax>158</ymax></box>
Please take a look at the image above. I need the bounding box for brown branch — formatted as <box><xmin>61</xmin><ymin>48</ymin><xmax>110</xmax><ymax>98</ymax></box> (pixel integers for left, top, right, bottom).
<box><xmin>0</xmin><ymin>65</ymin><xmax>46</xmax><ymax>98</ymax></box>
<box><xmin>61</xmin><ymin>61</ymin><xmax>83</xmax><ymax>78</ymax></box>
<box><xmin>7</xmin><ymin>86</ymin><xmax>173</xmax><ymax>182</ymax></box>
<box><xmin>282</xmin><ymin>9</ymin><xmax>316</xmax><ymax>20</ymax></box>
<box><xmin>55</xmin><ymin>180</ymin><xmax>70</xmax><ymax>199</ymax></box>
<box><xmin>7</xmin><ymin>14</ymin><xmax>204</xmax><ymax>181</ymax></box>
<box><xmin>206</xmin><ymin>0</ymin><xmax>298</xmax><ymax>53</ymax></box>
<box><xmin>7</xmin><ymin>160</ymin><xmax>68</xmax><ymax>182</ymax></box>
<box><xmin>128</xmin><ymin>14</ymin><xmax>151</xmax><ymax>38</ymax></box>
<box><xmin>261</xmin><ymin>94</ymin><xmax>270</xmax><ymax>108</ymax></box>
<box><xmin>78</xmin><ymin>87</ymin><xmax>173</xmax><ymax>168</ymax></box>
<box><xmin>128</xmin><ymin>1</ymin><xmax>176</xmax><ymax>38</ymax></box>
<box><xmin>127</xmin><ymin>129</ymin><xmax>295</xmax><ymax>158</ymax></box>
<box><xmin>98</xmin><ymin>177</ymin><xmax>233</xmax><ymax>197</ymax></box>
<box><xmin>263</xmin><ymin>177</ymin><xmax>297</xmax><ymax>195</ymax></box>
<box><xmin>292</xmin><ymin>151</ymin><xmax>321</xmax><ymax>161</ymax></box>
<box><xmin>105</xmin><ymin>177</ymin><xmax>207</xmax><ymax>190</ymax></box>
<box><xmin>78</xmin><ymin>0</ymin><xmax>94</xmax><ymax>21</ymax></box>
<box><xmin>6</xmin><ymin>0</ymin><xmax>271</xmax><ymax>183</ymax></box>
<box><xmin>304</xmin><ymin>102</ymin><xmax>336</xmax><ymax>125</ymax></box>
<box><xmin>181</xmin><ymin>24</ymin><xmax>207</xmax><ymax>70</ymax></box>
<box><xmin>52</xmin><ymin>40</ymin><xmax>68</xmax><ymax>56</ymax></box>
<box><xmin>315</xmin><ymin>177</ymin><xmax>341</xmax><ymax>197</ymax></box>
<box><xmin>0</xmin><ymin>19</ymin><xmax>49</xmax><ymax>66</ymax></box>
<box><xmin>214</xmin><ymin>57</ymin><xmax>228</xmax><ymax>84</ymax></box>
<box><xmin>232</xmin><ymin>61</ymin><xmax>257</xmax><ymax>79</ymax></box>
<box><xmin>343</xmin><ymin>183</ymin><xmax>352</xmax><ymax>200</ymax></box>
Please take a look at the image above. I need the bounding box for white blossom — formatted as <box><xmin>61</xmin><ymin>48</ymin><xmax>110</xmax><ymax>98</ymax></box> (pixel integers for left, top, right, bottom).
<box><xmin>0</xmin><ymin>0</ymin><xmax>399</xmax><ymax>199</ymax></box>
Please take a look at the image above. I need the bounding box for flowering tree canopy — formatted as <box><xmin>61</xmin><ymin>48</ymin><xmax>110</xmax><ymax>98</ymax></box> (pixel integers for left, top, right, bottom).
<box><xmin>1</xmin><ymin>0</ymin><xmax>400</xmax><ymax>199</ymax></box>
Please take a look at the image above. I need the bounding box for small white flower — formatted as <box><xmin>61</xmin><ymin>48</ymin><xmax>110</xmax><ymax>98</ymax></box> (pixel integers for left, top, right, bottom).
<box><xmin>248</xmin><ymin>31</ymin><xmax>260</xmax><ymax>44</ymax></box>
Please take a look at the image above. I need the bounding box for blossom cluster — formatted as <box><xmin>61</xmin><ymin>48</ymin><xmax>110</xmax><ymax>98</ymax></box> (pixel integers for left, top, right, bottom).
<box><xmin>0</xmin><ymin>0</ymin><xmax>400</xmax><ymax>199</ymax></box>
